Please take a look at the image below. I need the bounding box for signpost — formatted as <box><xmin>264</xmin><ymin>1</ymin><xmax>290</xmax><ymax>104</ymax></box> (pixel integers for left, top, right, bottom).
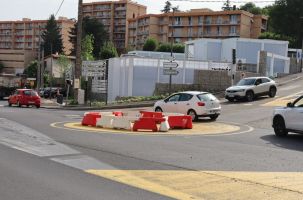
<box><xmin>163</xmin><ymin>61</ymin><xmax>179</xmax><ymax>94</ymax></box>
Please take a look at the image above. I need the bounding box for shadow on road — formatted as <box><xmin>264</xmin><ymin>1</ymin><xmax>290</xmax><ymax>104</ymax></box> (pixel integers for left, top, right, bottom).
<box><xmin>261</xmin><ymin>134</ymin><xmax>303</xmax><ymax>152</ymax></box>
<box><xmin>221</xmin><ymin>96</ymin><xmax>269</xmax><ymax>105</ymax></box>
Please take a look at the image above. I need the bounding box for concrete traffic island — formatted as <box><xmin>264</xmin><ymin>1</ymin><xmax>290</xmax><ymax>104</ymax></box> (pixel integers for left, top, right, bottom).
<box><xmin>51</xmin><ymin>110</ymin><xmax>244</xmax><ymax>136</ymax></box>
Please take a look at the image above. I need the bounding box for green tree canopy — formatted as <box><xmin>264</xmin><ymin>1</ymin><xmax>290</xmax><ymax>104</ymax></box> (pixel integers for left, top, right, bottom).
<box><xmin>57</xmin><ymin>54</ymin><xmax>72</xmax><ymax>78</ymax></box>
<box><xmin>240</xmin><ymin>2</ymin><xmax>263</xmax><ymax>14</ymax></box>
<box><xmin>100</xmin><ymin>41</ymin><xmax>118</xmax><ymax>60</ymax></box>
<box><xmin>24</xmin><ymin>60</ymin><xmax>38</xmax><ymax>78</ymax></box>
<box><xmin>143</xmin><ymin>38</ymin><xmax>158</xmax><ymax>51</ymax></box>
<box><xmin>161</xmin><ymin>1</ymin><xmax>172</xmax><ymax>13</ymax></box>
<box><xmin>222</xmin><ymin>0</ymin><xmax>232</xmax><ymax>11</ymax></box>
<box><xmin>42</xmin><ymin>15</ymin><xmax>63</xmax><ymax>56</ymax></box>
<box><xmin>258</xmin><ymin>32</ymin><xmax>296</xmax><ymax>48</ymax></box>
<box><xmin>157</xmin><ymin>43</ymin><xmax>185</xmax><ymax>53</ymax></box>
<box><xmin>69</xmin><ymin>17</ymin><xmax>109</xmax><ymax>59</ymax></box>
<box><xmin>268</xmin><ymin>0</ymin><xmax>303</xmax><ymax>48</ymax></box>
<box><xmin>172</xmin><ymin>43</ymin><xmax>185</xmax><ymax>53</ymax></box>
<box><xmin>81</xmin><ymin>34</ymin><xmax>94</xmax><ymax>61</ymax></box>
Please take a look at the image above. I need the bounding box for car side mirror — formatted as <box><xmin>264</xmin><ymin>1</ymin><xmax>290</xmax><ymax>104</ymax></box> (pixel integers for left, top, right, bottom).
<box><xmin>287</xmin><ymin>102</ymin><xmax>293</xmax><ymax>107</ymax></box>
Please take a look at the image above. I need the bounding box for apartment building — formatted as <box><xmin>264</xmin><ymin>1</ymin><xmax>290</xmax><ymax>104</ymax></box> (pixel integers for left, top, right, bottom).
<box><xmin>0</xmin><ymin>17</ymin><xmax>74</xmax><ymax>74</ymax></box>
<box><xmin>128</xmin><ymin>9</ymin><xmax>268</xmax><ymax>50</ymax></box>
<box><xmin>82</xmin><ymin>0</ymin><xmax>146</xmax><ymax>50</ymax></box>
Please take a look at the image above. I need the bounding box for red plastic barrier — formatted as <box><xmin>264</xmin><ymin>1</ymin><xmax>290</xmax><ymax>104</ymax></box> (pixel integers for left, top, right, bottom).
<box><xmin>140</xmin><ymin>111</ymin><xmax>163</xmax><ymax>118</ymax></box>
<box><xmin>133</xmin><ymin>117</ymin><xmax>165</xmax><ymax>132</ymax></box>
<box><xmin>113</xmin><ymin>111</ymin><xmax>123</xmax><ymax>116</ymax></box>
<box><xmin>168</xmin><ymin>115</ymin><xmax>193</xmax><ymax>129</ymax></box>
<box><xmin>82</xmin><ymin>112</ymin><xmax>101</xmax><ymax>127</ymax></box>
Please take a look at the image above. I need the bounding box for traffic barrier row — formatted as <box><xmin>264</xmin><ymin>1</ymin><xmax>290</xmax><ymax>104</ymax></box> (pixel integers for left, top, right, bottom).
<box><xmin>81</xmin><ymin>111</ymin><xmax>193</xmax><ymax>132</ymax></box>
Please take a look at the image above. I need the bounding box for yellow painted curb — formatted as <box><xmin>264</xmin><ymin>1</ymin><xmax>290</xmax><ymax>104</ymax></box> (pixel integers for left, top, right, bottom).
<box><xmin>86</xmin><ymin>170</ymin><xmax>303</xmax><ymax>200</ymax></box>
<box><xmin>60</xmin><ymin>121</ymin><xmax>241</xmax><ymax>136</ymax></box>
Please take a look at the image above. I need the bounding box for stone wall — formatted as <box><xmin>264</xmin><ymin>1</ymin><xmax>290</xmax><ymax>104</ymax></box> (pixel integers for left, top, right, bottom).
<box><xmin>289</xmin><ymin>58</ymin><xmax>302</xmax><ymax>74</ymax></box>
<box><xmin>154</xmin><ymin>70</ymin><xmax>260</xmax><ymax>95</ymax></box>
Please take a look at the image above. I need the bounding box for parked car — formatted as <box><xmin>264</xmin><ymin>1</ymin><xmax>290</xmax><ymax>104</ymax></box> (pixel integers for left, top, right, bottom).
<box><xmin>272</xmin><ymin>95</ymin><xmax>303</xmax><ymax>137</ymax></box>
<box><xmin>153</xmin><ymin>91</ymin><xmax>221</xmax><ymax>121</ymax></box>
<box><xmin>41</xmin><ymin>87</ymin><xmax>66</xmax><ymax>98</ymax></box>
<box><xmin>225</xmin><ymin>77</ymin><xmax>277</xmax><ymax>102</ymax></box>
<box><xmin>8</xmin><ymin>89</ymin><xmax>41</xmax><ymax>108</ymax></box>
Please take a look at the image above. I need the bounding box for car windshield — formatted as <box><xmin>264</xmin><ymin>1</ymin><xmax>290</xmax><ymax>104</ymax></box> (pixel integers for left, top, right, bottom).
<box><xmin>236</xmin><ymin>78</ymin><xmax>256</xmax><ymax>86</ymax></box>
<box><xmin>197</xmin><ymin>93</ymin><xmax>217</xmax><ymax>101</ymax></box>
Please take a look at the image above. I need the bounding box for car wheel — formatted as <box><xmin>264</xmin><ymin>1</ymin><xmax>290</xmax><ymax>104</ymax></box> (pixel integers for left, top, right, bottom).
<box><xmin>36</xmin><ymin>105</ymin><xmax>40</xmax><ymax>109</ymax></box>
<box><xmin>246</xmin><ymin>91</ymin><xmax>254</xmax><ymax>102</ymax></box>
<box><xmin>269</xmin><ymin>87</ymin><xmax>277</xmax><ymax>98</ymax></box>
<box><xmin>17</xmin><ymin>101</ymin><xmax>21</xmax><ymax>107</ymax></box>
<box><xmin>273</xmin><ymin>116</ymin><xmax>288</xmax><ymax>137</ymax></box>
<box><xmin>155</xmin><ymin>107</ymin><xmax>163</xmax><ymax>112</ymax></box>
<box><xmin>188</xmin><ymin>109</ymin><xmax>198</xmax><ymax>121</ymax></box>
<box><xmin>227</xmin><ymin>98</ymin><xmax>234</xmax><ymax>102</ymax></box>
<box><xmin>8</xmin><ymin>102</ymin><xmax>12</xmax><ymax>107</ymax></box>
<box><xmin>210</xmin><ymin>114</ymin><xmax>219</xmax><ymax>121</ymax></box>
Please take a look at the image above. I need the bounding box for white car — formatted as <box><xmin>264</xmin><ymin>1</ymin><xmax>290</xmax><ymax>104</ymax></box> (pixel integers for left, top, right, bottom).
<box><xmin>154</xmin><ymin>91</ymin><xmax>221</xmax><ymax>121</ymax></box>
<box><xmin>272</xmin><ymin>95</ymin><xmax>303</xmax><ymax>137</ymax></box>
<box><xmin>225</xmin><ymin>77</ymin><xmax>277</xmax><ymax>102</ymax></box>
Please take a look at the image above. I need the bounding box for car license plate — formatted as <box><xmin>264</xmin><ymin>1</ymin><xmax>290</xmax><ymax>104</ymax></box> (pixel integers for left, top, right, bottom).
<box><xmin>28</xmin><ymin>101</ymin><xmax>34</xmax><ymax>104</ymax></box>
<box><xmin>228</xmin><ymin>94</ymin><xmax>234</xmax><ymax>97</ymax></box>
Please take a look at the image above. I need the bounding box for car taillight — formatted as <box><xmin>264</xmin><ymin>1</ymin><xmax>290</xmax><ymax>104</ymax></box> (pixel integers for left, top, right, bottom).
<box><xmin>197</xmin><ymin>102</ymin><xmax>205</xmax><ymax>106</ymax></box>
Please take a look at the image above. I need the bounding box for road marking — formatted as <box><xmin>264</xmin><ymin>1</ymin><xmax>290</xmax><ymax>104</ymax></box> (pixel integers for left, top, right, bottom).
<box><xmin>262</xmin><ymin>91</ymin><xmax>303</xmax><ymax>107</ymax></box>
<box><xmin>49</xmin><ymin>121</ymin><xmax>252</xmax><ymax>137</ymax></box>
<box><xmin>86</xmin><ymin>170</ymin><xmax>303</xmax><ymax>200</ymax></box>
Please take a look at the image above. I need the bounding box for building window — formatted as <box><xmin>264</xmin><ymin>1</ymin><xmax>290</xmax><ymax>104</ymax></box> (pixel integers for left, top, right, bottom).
<box><xmin>174</xmin><ymin>17</ymin><xmax>181</xmax><ymax>25</ymax></box>
<box><xmin>217</xmin><ymin>17</ymin><xmax>222</xmax><ymax>24</ymax></box>
<box><xmin>206</xmin><ymin>27</ymin><xmax>211</xmax><ymax>34</ymax></box>
<box><xmin>217</xmin><ymin>26</ymin><xmax>222</xmax><ymax>35</ymax></box>
<box><xmin>198</xmin><ymin>16</ymin><xmax>203</xmax><ymax>25</ymax></box>
<box><xmin>205</xmin><ymin>16</ymin><xmax>212</xmax><ymax>24</ymax></box>
<box><xmin>188</xmin><ymin>17</ymin><xmax>192</xmax><ymax>25</ymax></box>
<box><xmin>230</xmin><ymin>15</ymin><xmax>238</xmax><ymax>24</ymax></box>
<box><xmin>230</xmin><ymin>26</ymin><xmax>236</xmax><ymax>34</ymax></box>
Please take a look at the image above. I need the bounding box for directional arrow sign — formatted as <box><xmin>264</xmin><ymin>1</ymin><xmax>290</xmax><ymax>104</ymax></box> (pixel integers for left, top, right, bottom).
<box><xmin>163</xmin><ymin>62</ymin><xmax>178</xmax><ymax>68</ymax></box>
<box><xmin>163</xmin><ymin>68</ymin><xmax>179</xmax><ymax>75</ymax></box>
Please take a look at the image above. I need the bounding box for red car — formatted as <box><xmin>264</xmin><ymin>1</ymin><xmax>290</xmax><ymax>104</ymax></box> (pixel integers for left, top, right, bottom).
<box><xmin>8</xmin><ymin>89</ymin><xmax>41</xmax><ymax>108</ymax></box>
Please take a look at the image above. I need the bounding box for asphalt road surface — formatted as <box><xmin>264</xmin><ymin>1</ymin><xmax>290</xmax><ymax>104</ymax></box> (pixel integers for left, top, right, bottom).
<box><xmin>1</xmin><ymin>78</ymin><xmax>303</xmax><ymax>200</ymax></box>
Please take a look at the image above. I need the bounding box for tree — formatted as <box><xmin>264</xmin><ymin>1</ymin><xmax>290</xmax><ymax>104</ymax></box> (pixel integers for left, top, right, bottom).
<box><xmin>222</xmin><ymin>0</ymin><xmax>231</xmax><ymax>11</ymax></box>
<box><xmin>143</xmin><ymin>38</ymin><xmax>158</xmax><ymax>51</ymax></box>
<box><xmin>239</xmin><ymin>2</ymin><xmax>262</xmax><ymax>15</ymax></box>
<box><xmin>100</xmin><ymin>42</ymin><xmax>118</xmax><ymax>60</ymax></box>
<box><xmin>172</xmin><ymin>43</ymin><xmax>185</xmax><ymax>53</ymax></box>
<box><xmin>81</xmin><ymin>34</ymin><xmax>94</xmax><ymax>61</ymax></box>
<box><xmin>259</xmin><ymin>32</ymin><xmax>296</xmax><ymax>48</ymax></box>
<box><xmin>157</xmin><ymin>43</ymin><xmax>171</xmax><ymax>52</ymax></box>
<box><xmin>161</xmin><ymin>1</ymin><xmax>172</xmax><ymax>13</ymax></box>
<box><xmin>57</xmin><ymin>54</ymin><xmax>72</xmax><ymax>79</ymax></box>
<box><xmin>69</xmin><ymin>17</ymin><xmax>109</xmax><ymax>59</ymax></box>
<box><xmin>268</xmin><ymin>0</ymin><xmax>303</xmax><ymax>48</ymax></box>
<box><xmin>42</xmin><ymin>15</ymin><xmax>63</xmax><ymax>56</ymax></box>
<box><xmin>24</xmin><ymin>60</ymin><xmax>38</xmax><ymax>78</ymax></box>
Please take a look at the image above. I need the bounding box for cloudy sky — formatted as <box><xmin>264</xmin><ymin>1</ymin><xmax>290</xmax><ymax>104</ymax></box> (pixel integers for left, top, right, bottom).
<box><xmin>0</xmin><ymin>0</ymin><xmax>273</xmax><ymax>21</ymax></box>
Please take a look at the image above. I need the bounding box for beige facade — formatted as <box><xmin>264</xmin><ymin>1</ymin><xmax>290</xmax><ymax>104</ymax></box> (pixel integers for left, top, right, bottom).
<box><xmin>0</xmin><ymin>17</ymin><xmax>74</xmax><ymax>55</ymax></box>
<box><xmin>0</xmin><ymin>17</ymin><xmax>74</xmax><ymax>74</ymax></box>
<box><xmin>128</xmin><ymin>10</ymin><xmax>268</xmax><ymax>50</ymax></box>
<box><xmin>0</xmin><ymin>49</ymin><xmax>36</xmax><ymax>74</ymax></box>
<box><xmin>82</xmin><ymin>0</ymin><xmax>146</xmax><ymax>50</ymax></box>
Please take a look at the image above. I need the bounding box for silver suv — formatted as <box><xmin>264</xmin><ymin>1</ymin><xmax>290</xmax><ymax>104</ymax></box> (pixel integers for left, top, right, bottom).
<box><xmin>225</xmin><ymin>77</ymin><xmax>277</xmax><ymax>102</ymax></box>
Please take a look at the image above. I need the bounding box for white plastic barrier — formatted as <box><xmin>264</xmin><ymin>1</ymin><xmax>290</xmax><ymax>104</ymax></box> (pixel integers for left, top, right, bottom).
<box><xmin>96</xmin><ymin>115</ymin><xmax>115</xmax><ymax>128</ymax></box>
<box><xmin>112</xmin><ymin>116</ymin><xmax>139</xmax><ymax>131</ymax></box>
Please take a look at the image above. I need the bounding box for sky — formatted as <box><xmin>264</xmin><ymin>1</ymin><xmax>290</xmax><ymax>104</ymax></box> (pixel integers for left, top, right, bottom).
<box><xmin>0</xmin><ymin>0</ymin><xmax>274</xmax><ymax>21</ymax></box>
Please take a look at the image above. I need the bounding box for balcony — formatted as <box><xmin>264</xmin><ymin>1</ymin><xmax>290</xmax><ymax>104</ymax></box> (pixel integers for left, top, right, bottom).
<box><xmin>128</xmin><ymin>24</ymin><xmax>137</xmax><ymax>29</ymax></box>
<box><xmin>94</xmin><ymin>6</ymin><xmax>111</xmax><ymax>11</ymax></box>
<box><xmin>0</xmin><ymin>25</ymin><xmax>12</xmax><ymax>29</ymax></box>
<box><xmin>202</xmin><ymin>31</ymin><xmax>240</xmax><ymax>37</ymax></box>
<box><xmin>115</xmin><ymin>7</ymin><xmax>126</xmax><ymax>11</ymax></box>
<box><xmin>137</xmin><ymin>30</ymin><xmax>149</xmax><ymax>36</ymax></box>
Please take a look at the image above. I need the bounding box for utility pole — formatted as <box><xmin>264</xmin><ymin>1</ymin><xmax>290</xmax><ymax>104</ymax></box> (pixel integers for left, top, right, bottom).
<box><xmin>169</xmin><ymin>8</ymin><xmax>176</xmax><ymax>95</ymax></box>
<box><xmin>37</xmin><ymin>25</ymin><xmax>41</xmax><ymax>90</ymax></box>
<box><xmin>74</xmin><ymin>0</ymin><xmax>83</xmax><ymax>100</ymax></box>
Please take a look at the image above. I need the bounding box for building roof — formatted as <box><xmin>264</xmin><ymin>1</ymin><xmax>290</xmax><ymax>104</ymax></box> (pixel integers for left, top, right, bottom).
<box><xmin>83</xmin><ymin>0</ymin><xmax>146</xmax><ymax>8</ymax></box>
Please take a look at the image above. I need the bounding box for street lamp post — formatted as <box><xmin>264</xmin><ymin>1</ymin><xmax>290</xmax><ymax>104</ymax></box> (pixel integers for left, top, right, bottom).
<box><xmin>300</xmin><ymin>17</ymin><xmax>303</xmax><ymax>72</ymax></box>
<box><xmin>169</xmin><ymin>8</ymin><xmax>176</xmax><ymax>95</ymax></box>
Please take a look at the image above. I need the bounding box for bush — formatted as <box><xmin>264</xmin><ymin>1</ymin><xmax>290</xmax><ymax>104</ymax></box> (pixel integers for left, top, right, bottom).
<box><xmin>100</xmin><ymin>41</ymin><xmax>118</xmax><ymax>59</ymax></box>
<box><xmin>143</xmin><ymin>38</ymin><xmax>158</xmax><ymax>51</ymax></box>
<box><xmin>172</xmin><ymin>43</ymin><xmax>185</xmax><ymax>53</ymax></box>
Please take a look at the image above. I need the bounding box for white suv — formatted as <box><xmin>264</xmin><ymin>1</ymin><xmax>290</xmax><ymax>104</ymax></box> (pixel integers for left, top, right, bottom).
<box><xmin>225</xmin><ymin>77</ymin><xmax>277</xmax><ymax>102</ymax></box>
<box><xmin>272</xmin><ymin>95</ymin><xmax>303</xmax><ymax>137</ymax></box>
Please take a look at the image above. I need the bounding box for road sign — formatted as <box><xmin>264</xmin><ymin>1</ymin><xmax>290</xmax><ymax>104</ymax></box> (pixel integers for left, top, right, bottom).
<box><xmin>163</xmin><ymin>62</ymin><xmax>178</xmax><ymax>68</ymax></box>
<box><xmin>163</xmin><ymin>68</ymin><xmax>179</xmax><ymax>75</ymax></box>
